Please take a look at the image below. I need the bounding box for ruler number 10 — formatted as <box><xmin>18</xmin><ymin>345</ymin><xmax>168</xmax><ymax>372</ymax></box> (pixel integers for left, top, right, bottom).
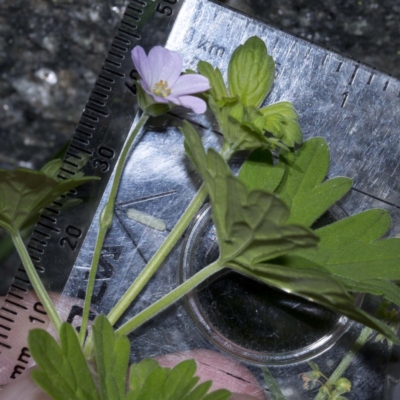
<box><xmin>156</xmin><ymin>0</ymin><xmax>177</xmax><ymax>16</ymax></box>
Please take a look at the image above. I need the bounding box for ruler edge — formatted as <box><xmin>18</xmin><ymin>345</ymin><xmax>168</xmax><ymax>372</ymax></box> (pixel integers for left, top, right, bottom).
<box><xmin>211</xmin><ymin>0</ymin><xmax>400</xmax><ymax>82</ymax></box>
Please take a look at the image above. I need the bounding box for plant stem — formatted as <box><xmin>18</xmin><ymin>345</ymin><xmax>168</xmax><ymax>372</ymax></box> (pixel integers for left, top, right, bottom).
<box><xmin>78</xmin><ymin>226</ymin><xmax>107</xmax><ymax>345</ymax></box>
<box><xmin>115</xmin><ymin>260</ymin><xmax>222</xmax><ymax>337</ymax></box>
<box><xmin>79</xmin><ymin>113</ymin><xmax>149</xmax><ymax>345</ymax></box>
<box><xmin>11</xmin><ymin>232</ymin><xmax>62</xmax><ymax>335</ymax></box>
<box><xmin>314</xmin><ymin>326</ymin><xmax>373</xmax><ymax>400</ymax></box>
<box><xmin>107</xmin><ymin>183</ymin><xmax>208</xmax><ymax>326</ymax></box>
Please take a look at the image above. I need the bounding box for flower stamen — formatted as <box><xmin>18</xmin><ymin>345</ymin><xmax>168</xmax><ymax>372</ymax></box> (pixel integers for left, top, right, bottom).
<box><xmin>152</xmin><ymin>80</ymin><xmax>171</xmax><ymax>98</ymax></box>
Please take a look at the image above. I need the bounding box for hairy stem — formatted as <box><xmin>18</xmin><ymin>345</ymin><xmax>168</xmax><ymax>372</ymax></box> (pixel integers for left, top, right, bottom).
<box><xmin>79</xmin><ymin>113</ymin><xmax>149</xmax><ymax>344</ymax></box>
<box><xmin>12</xmin><ymin>232</ymin><xmax>62</xmax><ymax>335</ymax></box>
<box><xmin>314</xmin><ymin>326</ymin><xmax>373</xmax><ymax>400</ymax></box>
<box><xmin>107</xmin><ymin>183</ymin><xmax>208</xmax><ymax>326</ymax></box>
<box><xmin>115</xmin><ymin>260</ymin><xmax>222</xmax><ymax>337</ymax></box>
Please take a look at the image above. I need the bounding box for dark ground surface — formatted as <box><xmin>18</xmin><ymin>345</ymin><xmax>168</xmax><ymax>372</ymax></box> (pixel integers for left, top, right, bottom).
<box><xmin>0</xmin><ymin>0</ymin><xmax>399</xmax><ymax>171</ymax></box>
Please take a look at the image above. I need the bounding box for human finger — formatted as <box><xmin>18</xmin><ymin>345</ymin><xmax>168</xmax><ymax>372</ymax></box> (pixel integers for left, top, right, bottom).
<box><xmin>156</xmin><ymin>349</ymin><xmax>267</xmax><ymax>400</ymax></box>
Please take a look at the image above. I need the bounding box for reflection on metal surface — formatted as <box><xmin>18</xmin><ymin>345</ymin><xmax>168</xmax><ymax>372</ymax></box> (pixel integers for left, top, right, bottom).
<box><xmin>126</xmin><ymin>208</ymin><xmax>167</xmax><ymax>232</ymax></box>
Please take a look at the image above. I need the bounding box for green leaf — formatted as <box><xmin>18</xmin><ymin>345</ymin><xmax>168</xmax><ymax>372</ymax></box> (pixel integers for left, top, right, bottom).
<box><xmin>228</xmin><ymin>36</ymin><xmax>275</xmax><ymax>107</ymax></box>
<box><xmin>238</xmin><ymin>262</ymin><xmax>398</xmax><ymax>343</ymax></box>
<box><xmin>129</xmin><ymin>359</ymin><xmax>161</xmax><ymax>395</ymax></box>
<box><xmin>127</xmin><ymin>359</ymin><xmax>230</xmax><ymax>400</ymax></box>
<box><xmin>208</xmin><ymin>96</ymin><xmax>272</xmax><ymax>154</ymax></box>
<box><xmin>29</xmin><ymin>323</ymin><xmax>99</xmax><ymax>400</ymax></box>
<box><xmin>279</xmin><ymin>210</ymin><xmax>400</xmax><ymax>305</ymax></box>
<box><xmin>260</xmin><ymin>101</ymin><xmax>303</xmax><ymax>147</ymax></box>
<box><xmin>197</xmin><ymin>61</ymin><xmax>228</xmax><ymax>101</ymax></box>
<box><xmin>182</xmin><ymin>119</ymin><xmax>318</xmax><ymax>266</ymax></box>
<box><xmin>275</xmin><ymin>138</ymin><xmax>352</xmax><ymax>226</ymax></box>
<box><xmin>341</xmin><ymin>278</ymin><xmax>400</xmax><ymax>307</ymax></box>
<box><xmin>230</xmin><ymin>105</ymin><xmax>267</xmax><ymax>136</ymax></box>
<box><xmin>41</xmin><ymin>155</ymin><xmax>91</xmax><ymax>179</ymax></box>
<box><xmin>0</xmin><ymin>167</ymin><xmax>97</xmax><ymax>236</ymax></box>
<box><xmin>181</xmin><ymin>120</ymin><xmax>317</xmax><ymax>269</ymax></box>
<box><xmin>262</xmin><ymin>367</ymin><xmax>287</xmax><ymax>400</ymax></box>
<box><xmin>93</xmin><ymin>315</ymin><xmax>130</xmax><ymax>400</ymax></box>
<box><xmin>128</xmin><ymin>362</ymin><xmax>166</xmax><ymax>400</ymax></box>
<box><xmin>308</xmin><ymin>361</ymin><xmax>321</xmax><ymax>372</ymax></box>
<box><xmin>41</xmin><ymin>159</ymin><xmax>63</xmax><ymax>178</ymax></box>
<box><xmin>181</xmin><ymin>121</ymin><xmax>399</xmax><ymax>343</ymax></box>
<box><xmin>238</xmin><ymin>148</ymin><xmax>285</xmax><ymax>193</ymax></box>
<box><xmin>198</xmin><ymin>39</ymin><xmax>300</xmax><ymax>156</ymax></box>
<box><xmin>163</xmin><ymin>359</ymin><xmax>199</xmax><ymax>399</ymax></box>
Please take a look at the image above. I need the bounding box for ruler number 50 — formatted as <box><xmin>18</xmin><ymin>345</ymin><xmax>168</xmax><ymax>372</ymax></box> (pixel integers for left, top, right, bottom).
<box><xmin>156</xmin><ymin>0</ymin><xmax>177</xmax><ymax>16</ymax></box>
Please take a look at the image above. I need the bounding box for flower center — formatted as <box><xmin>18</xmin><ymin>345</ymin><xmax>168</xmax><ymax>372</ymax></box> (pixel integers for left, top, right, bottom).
<box><xmin>152</xmin><ymin>80</ymin><xmax>171</xmax><ymax>97</ymax></box>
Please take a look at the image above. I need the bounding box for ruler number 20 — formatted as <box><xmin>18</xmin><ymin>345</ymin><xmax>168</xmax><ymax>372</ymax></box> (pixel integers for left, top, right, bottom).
<box><xmin>156</xmin><ymin>0</ymin><xmax>177</xmax><ymax>16</ymax></box>
<box><xmin>60</xmin><ymin>225</ymin><xmax>82</xmax><ymax>251</ymax></box>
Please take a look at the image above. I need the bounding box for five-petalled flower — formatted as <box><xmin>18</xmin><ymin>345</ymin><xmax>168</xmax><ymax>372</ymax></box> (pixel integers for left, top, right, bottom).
<box><xmin>131</xmin><ymin>46</ymin><xmax>210</xmax><ymax>114</ymax></box>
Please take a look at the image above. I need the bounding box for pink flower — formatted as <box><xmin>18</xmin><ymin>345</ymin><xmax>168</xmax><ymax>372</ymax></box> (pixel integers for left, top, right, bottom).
<box><xmin>131</xmin><ymin>46</ymin><xmax>210</xmax><ymax>114</ymax></box>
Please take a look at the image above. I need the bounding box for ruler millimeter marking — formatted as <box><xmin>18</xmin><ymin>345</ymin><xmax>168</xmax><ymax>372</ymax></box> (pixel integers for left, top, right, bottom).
<box><xmin>0</xmin><ymin>0</ymin><xmax>186</xmax><ymax>384</ymax></box>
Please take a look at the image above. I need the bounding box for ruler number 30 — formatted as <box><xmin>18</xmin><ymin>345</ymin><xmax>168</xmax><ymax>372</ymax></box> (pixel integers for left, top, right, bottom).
<box><xmin>92</xmin><ymin>145</ymin><xmax>115</xmax><ymax>173</ymax></box>
<box><xmin>156</xmin><ymin>0</ymin><xmax>177</xmax><ymax>16</ymax></box>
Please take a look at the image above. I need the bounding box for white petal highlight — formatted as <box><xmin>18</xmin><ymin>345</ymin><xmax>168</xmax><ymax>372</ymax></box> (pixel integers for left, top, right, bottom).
<box><xmin>131</xmin><ymin>46</ymin><xmax>152</xmax><ymax>85</ymax></box>
<box><xmin>171</xmin><ymin>74</ymin><xmax>211</xmax><ymax>96</ymax></box>
<box><xmin>148</xmin><ymin>46</ymin><xmax>182</xmax><ymax>87</ymax></box>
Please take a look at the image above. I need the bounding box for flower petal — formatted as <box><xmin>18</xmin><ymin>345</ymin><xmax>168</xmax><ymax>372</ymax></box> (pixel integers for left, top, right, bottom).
<box><xmin>169</xmin><ymin>95</ymin><xmax>208</xmax><ymax>114</ymax></box>
<box><xmin>170</xmin><ymin>74</ymin><xmax>211</xmax><ymax>97</ymax></box>
<box><xmin>147</xmin><ymin>46</ymin><xmax>182</xmax><ymax>87</ymax></box>
<box><xmin>131</xmin><ymin>46</ymin><xmax>152</xmax><ymax>85</ymax></box>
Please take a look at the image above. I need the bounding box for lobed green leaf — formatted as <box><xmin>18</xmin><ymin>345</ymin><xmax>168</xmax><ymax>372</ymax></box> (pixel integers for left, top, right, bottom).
<box><xmin>197</xmin><ymin>61</ymin><xmax>228</xmax><ymax>101</ymax></box>
<box><xmin>29</xmin><ymin>323</ymin><xmax>99</xmax><ymax>400</ymax></box>
<box><xmin>181</xmin><ymin>120</ymin><xmax>318</xmax><ymax>269</ymax></box>
<box><xmin>182</xmin><ymin>121</ymin><xmax>399</xmax><ymax>343</ymax></box>
<box><xmin>275</xmin><ymin>138</ymin><xmax>352</xmax><ymax>227</ymax></box>
<box><xmin>127</xmin><ymin>358</ymin><xmax>230</xmax><ymax>400</ymax></box>
<box><xmin>0</xmin><ymin>166</ymin><xmax>97</xmax><ymax>236</ymax></box>
<box><xmin>228</xmin><ymin>36</ymin><xmax>275</xmax><ymax>107</ymax></box>
<box><xmin>238</xmin><ymin>148</ymin><xmax>285</xmax><ymax>193</ymax></box>
<box><xmin>278</xmin><ymin>210</ymin><xmax>400</xmax><ymax>307</ymax></box>
<box><xmin>198</xmin><ymin>44</ymin><xmax>300</xmax><ymax>155</ymax></box>
<box><xmin>238</xmin><ymin>262</ymin><xmax>398</xmax><ymax>343</ymax></box>
<box><xmin>93</xmin><ymin>315</ymin><xmax>130</xmax><ymax>400</ymax></box>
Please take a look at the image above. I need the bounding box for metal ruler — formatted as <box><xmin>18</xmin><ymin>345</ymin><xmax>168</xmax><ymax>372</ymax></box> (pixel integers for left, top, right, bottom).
<box><xmin>1</xmin><ymin>0</ymin><xmax>400</xmax><ymax>397</ymax></box>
